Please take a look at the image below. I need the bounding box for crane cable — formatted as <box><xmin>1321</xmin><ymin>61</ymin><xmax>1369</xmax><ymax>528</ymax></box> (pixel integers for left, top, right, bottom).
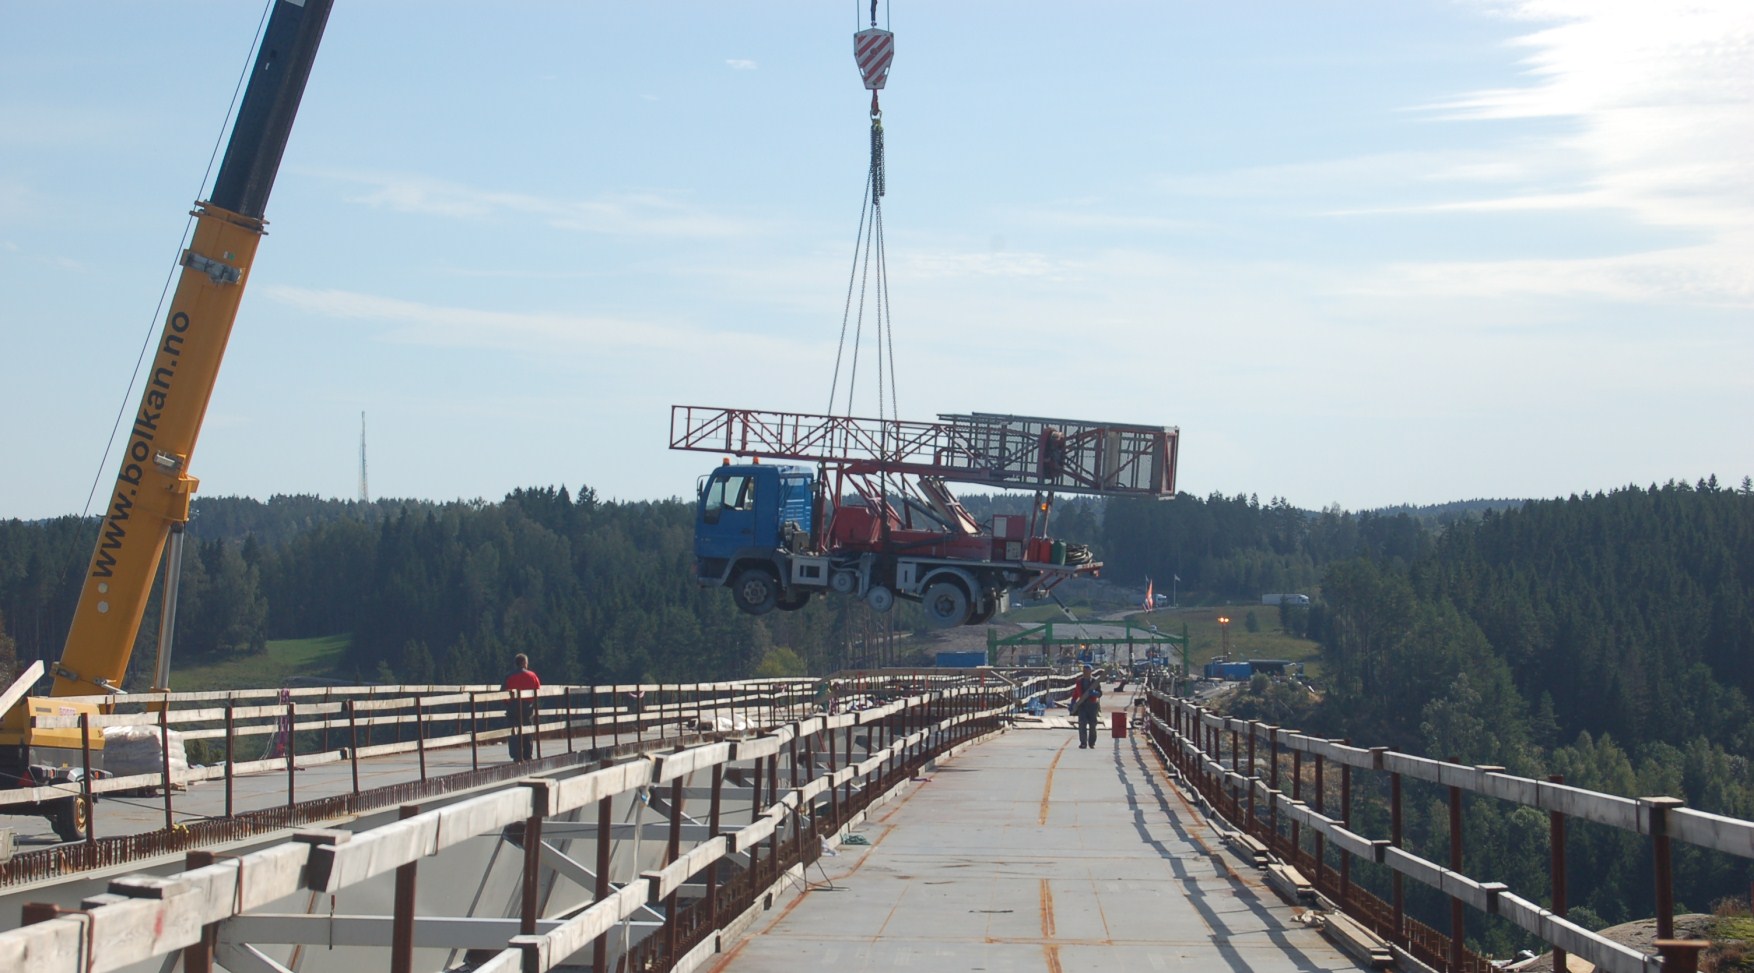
<box><xmin>80</xmin><ymin>0</ymin><xmax>278</xmax><ymax>519</ymax></box>
<box><xmin>828</xmin><ymin>1</ymin><xmax>898</xmax><ymax>429</ymax></box>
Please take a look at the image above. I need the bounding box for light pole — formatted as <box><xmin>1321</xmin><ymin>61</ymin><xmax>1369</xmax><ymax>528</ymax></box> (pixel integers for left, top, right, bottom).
<box><xmin>1217</xmin><ymin>615</ymin><xmax>1231</xmax><ymax>659</ymax></box>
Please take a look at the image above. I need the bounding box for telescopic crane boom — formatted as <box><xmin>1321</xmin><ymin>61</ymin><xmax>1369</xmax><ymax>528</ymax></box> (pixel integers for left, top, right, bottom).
<box><xmin>0</xmin><ymin>0</ymin><xmax>333</xmax><ymax>843</ymax></box>
<box><xmin>52</xmin><ymin>0</ymin><xmax>333</xmax><ymax>697</ymax></box>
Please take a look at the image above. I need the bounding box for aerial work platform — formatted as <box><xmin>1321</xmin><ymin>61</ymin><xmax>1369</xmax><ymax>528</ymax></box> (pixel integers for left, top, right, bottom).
<box><xmin>670</xmin><ymin>406</ymin><xmax>1179</xmax><ymax>498</ymax></box>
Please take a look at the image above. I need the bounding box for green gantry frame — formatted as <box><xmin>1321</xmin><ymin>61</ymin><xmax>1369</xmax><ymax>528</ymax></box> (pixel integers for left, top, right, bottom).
<box><xmin>987</xmin><ymin>619</ymin><xmax>1188</xmax><ymax>674</ymax></box>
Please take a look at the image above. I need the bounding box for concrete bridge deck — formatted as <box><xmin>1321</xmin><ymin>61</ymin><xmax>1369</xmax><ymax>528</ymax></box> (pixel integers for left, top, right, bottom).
<box><xmin>6</xmin><ymin>676</ymin><xmax>1742</xmax><ymax>973</ymax></box>
<box><xmin>712</xmin><ymin>713</ymin><xmax>1364</xmax><ymax>973</ymax></box>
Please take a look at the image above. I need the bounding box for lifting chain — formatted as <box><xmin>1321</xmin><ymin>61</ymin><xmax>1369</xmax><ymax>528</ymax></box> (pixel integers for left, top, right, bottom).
<box><xmin>869</xmin><ymin>105</ymin><xmax>886</xmax><ymax>203</ymax></box>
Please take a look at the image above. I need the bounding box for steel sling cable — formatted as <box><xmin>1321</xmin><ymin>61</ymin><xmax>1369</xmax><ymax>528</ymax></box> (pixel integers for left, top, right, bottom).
<box><xmin>81</xmin><ymin>0</ymin><xmax>277</xmax><ymax>518</ymax></box>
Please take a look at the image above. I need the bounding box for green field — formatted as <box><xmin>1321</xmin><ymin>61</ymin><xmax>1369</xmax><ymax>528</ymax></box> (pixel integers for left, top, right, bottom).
<box><xmin>991</xmin><ymin>599</ymin><xmax>1321</xmax><ymax>676</ymax></box>
<box><xmin>1001</xmin><ymin>600</ymin><xmax>1099</xmax><ymax>625</ymax></box>
<box><xmin>170</xmin><ymin>634</ymin><xmax>351</xmax><ymax>692</ymax></box>
<box><xmin>1121</xmin><ymin>605</ymin><xmax>1322</xmax><ymax>672</ymax></box>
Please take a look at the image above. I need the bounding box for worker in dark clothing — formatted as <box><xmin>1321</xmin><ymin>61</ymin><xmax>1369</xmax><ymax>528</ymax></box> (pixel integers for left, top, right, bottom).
<box><xmin>1071</xmin><ymin>663</ymin><xmax>1104</xmax><ymax>749</ymax></box>
<box><xmin>502</xmin><ymin>653</ymin><xmax>541</xmax><ymax>762</ymax></box>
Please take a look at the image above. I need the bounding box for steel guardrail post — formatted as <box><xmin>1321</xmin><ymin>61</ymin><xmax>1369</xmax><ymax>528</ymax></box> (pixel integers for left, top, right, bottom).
<box><xmin>467</xmin><ymin>693</ymin><xmax>479</xmax><ymax>770</ymax></box>
<box><xmin>392</xmin><ymin>804</ymin><xmax>420</xmax><ymax>973</ymax></box>
<box><xmin>591</xmin><ymin>758</ymin><xmax>614</xmax><ymax>973</ymax></box>
<box><xmin>347</xmin><ymin>700</ymin><xmax>360</xmax><ymax>795</ymax></box>
<box><xmin>1391</xmin><ymin>768</ymin><xmax>1405</xmax><ymax>946</ymax></box>
<box><xmin>1315</xmin><ymin>748</ymin><xmax>1327</xmax><ymax>894</ymax></box>
<box><xmin>226</xmin><ymin>703</ymin><xmax>237</xmax><ymax>814</ymax></box>
<box><xmin>1645</xmin><ymin>796</ymin><xmax>1685</xmax><ymax>942</ymax></box>
<box><xmin>79</xmin><ymin>714</ymin><xmax>95</xmax><ymax>845</ymax></box>
<box><xmin>1448</xmin><ymin>759</ymin><xmax>1464</xmax><ymax>973</ymax></box>
<box><xmin>1340</xmin><ymin>740</ymin><xmax>1353</xmax><ymax>912</ymax></box>
<box><xmin>183</xmin><ymin>849</ymin><xmax>218</xmax><ymax>973</ymax></box>
<box><xmin>664</xmin><ymin>775</ymin><xmax>684</xmax><ymax>965</ymax></box>
<box><xmin>415</xmin><ymin>697</ymin><xmax>427</xmax><ymax>782</ymax></box>
<box><xmin>285</xmin><ymin>701</ymin><xmax>297</xmax><ymax>807</ymax></box>
<box><xmin>161</xmin><ymin>703</ymin><xmax>175</xmax><ymax>832</ymax></box>
<box><xmin>707</xmin><ymin>762</ymin><xmax>724</xmax><ymax>935</ymax></box>
<box><xmin>1549</xmin><ymin>773</ymin><xmax>1568</xmax><ymax>973</ymax></box>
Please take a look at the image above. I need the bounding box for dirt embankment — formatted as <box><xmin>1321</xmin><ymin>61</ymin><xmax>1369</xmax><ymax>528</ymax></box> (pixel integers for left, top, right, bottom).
<box><xmin>1520</xmin><ymin>914</ymin><xmax>1752</xmax><ymax>973</ymax></box>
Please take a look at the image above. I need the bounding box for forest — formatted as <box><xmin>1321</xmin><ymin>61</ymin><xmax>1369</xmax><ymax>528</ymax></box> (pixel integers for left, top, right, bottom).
<box><xmin>2</xmin><ymin>475</ymin><xmax>1751</xmax><ymax>950</ymax></box>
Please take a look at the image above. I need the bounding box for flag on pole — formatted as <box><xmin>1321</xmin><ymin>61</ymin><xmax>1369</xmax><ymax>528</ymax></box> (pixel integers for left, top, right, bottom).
<box><xmin>1143</xmin><ymin>578</ymin><xmax>1154</xmax><ymax>611</ymax></box>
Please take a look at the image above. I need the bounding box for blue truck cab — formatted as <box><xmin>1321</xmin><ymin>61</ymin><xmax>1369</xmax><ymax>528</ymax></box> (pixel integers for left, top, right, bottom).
<box><xmin>694</xmin><ymin>464</ymin><xmax>815</xmax><ymax>589</ymax></box>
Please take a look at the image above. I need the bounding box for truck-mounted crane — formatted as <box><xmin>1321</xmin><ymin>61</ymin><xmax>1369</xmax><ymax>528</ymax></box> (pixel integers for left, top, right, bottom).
<box><xmin>0</xmin><ymin>0</ymin><xmax>333</xmax><ymax>842</ymax></box>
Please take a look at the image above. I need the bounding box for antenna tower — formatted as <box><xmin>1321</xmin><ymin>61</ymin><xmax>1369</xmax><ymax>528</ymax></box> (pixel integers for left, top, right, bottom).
<box><xmin>358</xmin><ymin>411</ymin><xmax>369</xmax><ymax>503</ymax></box>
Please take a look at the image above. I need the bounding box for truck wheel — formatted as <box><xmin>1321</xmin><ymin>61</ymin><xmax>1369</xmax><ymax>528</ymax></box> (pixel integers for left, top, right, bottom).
<box><xmin>49</xmin><ymin>796</ymin><xmax>89</xmax><ymax>842</ymax></box>
<box><xmin>830</xmin><ymin>570</ymin><xmax>859</xmax><ymax>595</ymax></box>
<box><xmin>866</xmin><ymin>585</ymin><xmax>895</xmax><ymax>613</ymax></box>
<box><xmin>731</xmin><ymin>569</ymin><xmax>778</xmax><ymax>615</ymax></box>
<box><xmin>922</xmin><ymin>581</ymin><xmax>971</xmax><ymax>628</ymax></box>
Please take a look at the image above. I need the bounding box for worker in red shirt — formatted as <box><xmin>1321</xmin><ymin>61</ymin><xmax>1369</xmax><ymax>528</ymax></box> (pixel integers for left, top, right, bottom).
<box><xmin>502</xmin><ymin>653</ymin><xmax>541</xmax><ymax>762</ymax></box>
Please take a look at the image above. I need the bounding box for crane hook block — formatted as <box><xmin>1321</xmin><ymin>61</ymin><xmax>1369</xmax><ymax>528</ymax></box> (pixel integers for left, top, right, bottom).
<box><xmin>855</xmin><ymin>27</ymin><xmax>894</xmax><ymax>91</ymax></box>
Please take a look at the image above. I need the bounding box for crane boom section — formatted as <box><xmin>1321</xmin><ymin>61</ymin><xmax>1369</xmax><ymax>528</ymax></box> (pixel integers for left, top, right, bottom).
<box><xmin>53</xmin><ymin>208</ymin><xmax>265</xmax><ymax>696</ymax></box>
<box><xmin>51</xmin><ymin>0</ymin><xmax>333</xmax><ymax>697</ymax></box>
<box><xmin>670</xmin><ymin>405</ymin><xmax>1178</xmax><ymax>498</ymax></box>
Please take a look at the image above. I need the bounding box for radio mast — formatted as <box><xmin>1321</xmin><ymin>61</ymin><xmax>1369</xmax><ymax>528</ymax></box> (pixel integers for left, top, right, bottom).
<box><xmin>358</xmin><ymin>411</ymin><xmax>369</xmax><ymax>504</ymax></box>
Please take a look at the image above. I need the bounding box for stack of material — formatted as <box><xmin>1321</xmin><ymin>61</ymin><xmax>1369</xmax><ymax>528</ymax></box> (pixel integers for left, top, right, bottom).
<box><xmin>102</xmin><ymin>724</ymin><xmax>188</xmax><ymax>784</ymax></box>
<box><xmin>697</xmin><ymin>714</ymin><xmax>752</xmax><ymax>733</ymax></box>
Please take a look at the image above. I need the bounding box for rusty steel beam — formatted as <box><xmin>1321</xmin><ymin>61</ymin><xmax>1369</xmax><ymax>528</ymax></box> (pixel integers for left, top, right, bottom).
<box><xmin>1550</xmin><ymin>774</ymin><xmax>1568</xmax><ymax>973</ymax></box>
<box><xmin>392</xmin><ymin>804</ymin><xmax>420</xmax><ymax>973</ymax></box>
<box><xmin>592</xmin><ymin>758</ymin><xmax>613</xmax><ymax>973</ymax></box>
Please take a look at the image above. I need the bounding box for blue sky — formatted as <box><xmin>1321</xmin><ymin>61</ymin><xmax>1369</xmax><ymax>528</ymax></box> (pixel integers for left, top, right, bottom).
<box><xmin>3</xmin><ymin>1</ymin><xmax>1749</xmax><ymax>521</ymax></box>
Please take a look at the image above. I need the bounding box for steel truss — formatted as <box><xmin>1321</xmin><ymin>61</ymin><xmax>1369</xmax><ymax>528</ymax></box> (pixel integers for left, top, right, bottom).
<box><xmin>670</xmin><ymin>406</ymin><xmax>1178</xmax><ymax>498</ymax></box>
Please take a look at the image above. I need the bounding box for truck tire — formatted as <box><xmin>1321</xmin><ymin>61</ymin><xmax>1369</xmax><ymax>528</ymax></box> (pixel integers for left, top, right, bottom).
<box><xmin>922</xmin><ymin>580</ymin><xmax>971</xmax><ymax>628</ymax></box>
<box><xmin>731</xmin><ymin>568</ymin><xmax>778</xmax><ymax>615</ymax></box>
<box><xmin>866</xmin><ymin>585</ymin><xmax>895</xmax><ymax>613</ymax></box>
<box><xmin>49</xmin><ymin>795</ymin><xmax>89</xmax><ymax>842</ymax></box>
<box><xmin>830</xmin><ymin>570</ymin><xmax>859</xmax><ymax>595</ymax></box>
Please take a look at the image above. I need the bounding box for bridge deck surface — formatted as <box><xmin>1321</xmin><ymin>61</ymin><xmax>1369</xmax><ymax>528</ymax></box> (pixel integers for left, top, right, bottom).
<box><xmin>714</xmin><ymin>710</ymin><xmax>1366</xmax><ymax>973</ymax></box>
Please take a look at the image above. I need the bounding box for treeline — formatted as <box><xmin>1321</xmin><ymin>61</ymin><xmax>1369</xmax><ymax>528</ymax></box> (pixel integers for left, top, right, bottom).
<box><xmin>5</xmin><ymin>473</ymin><xmax>1754</xmax><ymax>941</ymax></box>
<box><xmin>0</xmin><ymin>488</ymin><xmax>886</xmax><ymax>689</ymax></box>
<box><xmin>2</xmin><ymin>488</ymin><xmax>1354</xmax><ymax>685</ymax></box>
<box><xmin>1220</xmin><ymin>478</ymin><xmax>1754</xmax><ymax>948</ymax></box>
<box><xmin>0</xmin><ymin>487</ymin><xmax>1551</xmax><ymax>690</ymax></box>
<box><xmin>1101</xmin><ymin>490</ymin><xmax>1438</xmax><ymax>610</ymax></box>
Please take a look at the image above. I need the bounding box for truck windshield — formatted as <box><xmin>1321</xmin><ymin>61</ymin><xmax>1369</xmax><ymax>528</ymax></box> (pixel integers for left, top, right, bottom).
<box><xmin>702</xmin><ymin>473</ymin><xmax>755</xmax><ymax>525</ymax></box>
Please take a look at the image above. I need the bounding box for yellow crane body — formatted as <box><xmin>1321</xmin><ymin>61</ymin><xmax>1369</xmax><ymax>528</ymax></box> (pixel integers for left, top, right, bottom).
<box><xmin>52</xmin><ymin>204</ymin><xmax>265</xmax><ymax>698</ymax></box>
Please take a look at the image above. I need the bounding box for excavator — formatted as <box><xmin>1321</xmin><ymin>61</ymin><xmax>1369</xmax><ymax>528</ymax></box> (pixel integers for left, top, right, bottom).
<box><xmin>0</xmin><ymin>0</ymin><xmax>334</xmax><ymax>842</ymax></box>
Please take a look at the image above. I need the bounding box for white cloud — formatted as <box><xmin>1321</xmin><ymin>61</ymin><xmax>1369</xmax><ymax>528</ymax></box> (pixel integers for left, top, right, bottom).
<box><xmin>725</xmin><ymin>59</ymin><xmax>758</xmax><ymax>71</ymax></box>
<box><xmin>261</xmin><ymin>285</ymin><xmax>809</xmax><ymax>362</ymax></box>
<box><xmin>319</xmin><ymin>171</ymin><xmax>762</xmax><ymax>238</ymax></box>
<box><xmin>1356</xmin><ymin>243</ymin><xmax>1754</xmax><ymax>306</ymax></box>
<box><xmin>894</xmin><ymin>249</ymin><xmax>1074</xmax><ymax>281</ymax></box>
<box><xmin>1239</xmin><ymin>2</ymin><xmax>1754</xmax><ymax>307</ymax></box>
<box><xmin>1411</xmin><ymin>2</ymin><xmax>1754</xmax><ymax>284</ymax></box>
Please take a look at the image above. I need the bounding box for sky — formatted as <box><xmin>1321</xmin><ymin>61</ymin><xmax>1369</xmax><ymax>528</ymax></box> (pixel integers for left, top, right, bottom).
<box><xmin>2</xmin><ymin>1</ymin><xmax>1749</xmax><ymax>522</ymax></box>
